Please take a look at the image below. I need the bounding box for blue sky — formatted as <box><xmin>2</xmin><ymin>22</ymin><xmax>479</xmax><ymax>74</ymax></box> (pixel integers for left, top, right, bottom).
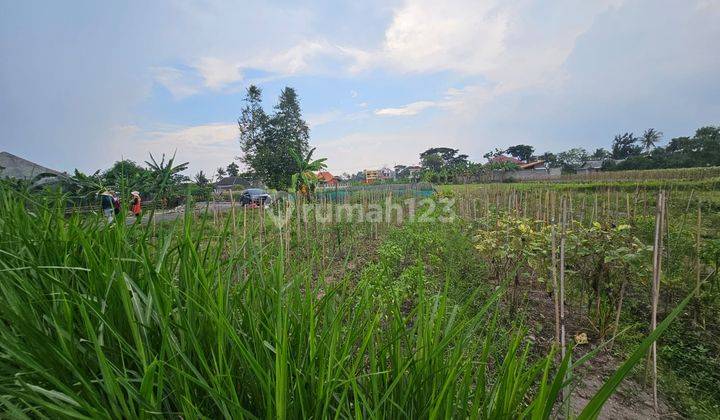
<box><xmin>1</xmin><ymin>0</ymin><xmax>719</xmax><ymax>177</ymax></box>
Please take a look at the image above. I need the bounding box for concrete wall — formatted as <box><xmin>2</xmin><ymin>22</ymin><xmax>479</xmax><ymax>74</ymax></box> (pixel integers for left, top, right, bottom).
<box><xmin>491</xmin><ymin>167</ymin><xmax>561</xmax><ymax>181</ymax></box>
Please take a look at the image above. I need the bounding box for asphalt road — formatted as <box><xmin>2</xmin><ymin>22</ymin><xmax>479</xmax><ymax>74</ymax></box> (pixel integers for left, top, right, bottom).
<box><xmin>126</xmin><ymin>201</ymin><xmax>243</xmax><ymax>224</ymax></box>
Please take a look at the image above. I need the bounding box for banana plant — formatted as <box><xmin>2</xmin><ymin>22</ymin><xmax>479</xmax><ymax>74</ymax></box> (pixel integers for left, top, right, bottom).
<box><xmin>289</xmin><ymin>147</ymin><xmax>327</xmax><ymax>198</ymax></box>
<box><xmin>145</xmin><ymin>152</ymin><xmax>189</xmax><ymax>205</ymax></box>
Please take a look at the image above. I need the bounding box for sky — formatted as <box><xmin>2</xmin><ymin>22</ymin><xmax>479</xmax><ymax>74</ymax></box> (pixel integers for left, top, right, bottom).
<box><xmin>1</xmin><ymin>0</ymin><xmax>719</xmax><ymax>177</ymax></box>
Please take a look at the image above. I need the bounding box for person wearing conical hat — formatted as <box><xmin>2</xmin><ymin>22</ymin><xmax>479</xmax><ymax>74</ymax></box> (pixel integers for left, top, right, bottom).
<box><xmin>130</xmin><ymin>191</ymin><xmax>142</xmax><ymax>220</ymax></box>
<box><xmin>100</xmin><ymin>190</ymin><xmax>114</xmax><ymax>223</ymax></box>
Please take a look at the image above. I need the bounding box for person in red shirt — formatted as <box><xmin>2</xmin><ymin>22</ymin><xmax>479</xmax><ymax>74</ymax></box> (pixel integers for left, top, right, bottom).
<box><xmin>130</xmin><ymin>191</ymin><xmax>142</xmax><ymax>220</ymax></box>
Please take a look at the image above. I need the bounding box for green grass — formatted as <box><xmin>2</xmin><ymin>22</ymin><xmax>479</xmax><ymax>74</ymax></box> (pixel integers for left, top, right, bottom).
<box><xmin>0</xmin><ymin>185</ymin><xmax>698</xmax><ymax>418</ymax></box>
<box><xmin>0</xmin><ymin>187</ymin><xmax>545</xmax><ymax>418</ymax></box>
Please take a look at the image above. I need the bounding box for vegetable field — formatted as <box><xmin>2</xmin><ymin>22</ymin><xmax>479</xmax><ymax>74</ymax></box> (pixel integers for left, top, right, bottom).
<box><xmin>0</xmin><ymin>180</ymin><xmax>718</xmax><ymax>418</ymax></box>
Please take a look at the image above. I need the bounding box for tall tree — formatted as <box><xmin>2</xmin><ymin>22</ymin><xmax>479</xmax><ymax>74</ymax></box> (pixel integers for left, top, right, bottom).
<box><xmin>420</xmin><ymin>152</ymin><xmax>445</xmax><ymax>171</ymax></box>
<box><xmin>611</xmin><ymin>132</ymin><xmax>642</xmax><ymax>159</ymax></box>
<box><xmin>590</xmin><ymin>148</ymin><xmax>611</xmax><ymax>159</ymax></box>
<box><xmin>641</xmin><ymin>128</ymin><xmax>663</xmax><ymax>154</ymax></box>
<box><xmin>483</xmin><ymin>148</ymin><xmax>505</xmax><ymax>161</ymax></box>
<box><xmin>506</xmin><ymin>144</ymin><xmax>535</xmax><ymax>162</ymax></box>
<box><xmin>238</xmin><ymin>85</ymin><xmax>269</xmax><ymax>175</ymax></box>
<box><xmin>261</xmin><ymin>87</ymin><xmax>311</xmax><ymax>189</ymax></box>
<box><xmin>102</xmin><ymin>160</ymin><xmax>150</xmax><ymax>191</ymax></box>
<box><xmin>420</xmin><ymin>147</ymin><xmax>465</xmax><ymax>170</ymax></box>
<box><xmin>557</xmin><ymin>148</ymin><xmax>589</xmax><ymax>172</ymax></box>
<box><xmin>538</xmin><ymin>152</ymin><xmax>557</xmax><ymax>166</ymax></box>
<box><xmin>419</xmin><ymin>147</ymin><xmax>468</xmax><ymax>184</ymax></box>
<box><xmin>226</xmin><ymin>162</ymin><xmax>240</xmax><ymax>177</ymax></box>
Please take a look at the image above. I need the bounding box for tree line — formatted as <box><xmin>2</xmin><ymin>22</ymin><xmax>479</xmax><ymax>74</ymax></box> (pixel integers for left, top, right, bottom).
<box><xmin>524</xmin><ymin>126</ymin><xmax>719</xmax><ymax>172</ymax></box>
<box><xmin>410</xmin><ymin>125</ymin><xmax>719</xmax><ymax>183</ymax></box>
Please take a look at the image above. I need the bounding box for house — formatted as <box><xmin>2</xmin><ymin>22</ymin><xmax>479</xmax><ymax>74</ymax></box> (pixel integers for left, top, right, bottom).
<box><xmin>395</xmin><ymin>165</ymin><xmax>422</xmax><ymax>179</ymax></box>
<box><xmin>213</xmin><ymin>176</ymin><xmax>264</xmax><ymax>192</ymax></box>
<box><xmin>489</xmin><ymin>155</ymin><xmax>523</xmax><ymax>165</ymax></box>
<box><xmin>519</xmin><ymin>160</ymin><xmax>546</xmax><ymax>170</ymax></box>
<box><xmin>363</xmin><ymin>167</ymin><xmax>394</xmax><ymax>183</ymax></box>
<box><xmin>364</xmin><ymin>169</ymin><xmax>380</xmax><ymax>183</ymax></box>
<box><xmin>378</xmin><ymin>167</ymin><xmax>393</xmax><ymax>180</ymax></box>
<box><xmin>485</xmin><ymin>159</ymin><xmax>561</xmax><ymax>181</ymax></box>
<box><xmin>317</xmin><ymin>171</ymin><xmax>338</xmax><ymax>186</ymax></box>
<box><xmin>406</xmin><ymin>165</ymin><xmax>422</xmax><ymax>179</ymax></box>
<box><xmin>576</xmin><ymin>160</ymin><xmax>605</xmax><ymax>174</ymax></box>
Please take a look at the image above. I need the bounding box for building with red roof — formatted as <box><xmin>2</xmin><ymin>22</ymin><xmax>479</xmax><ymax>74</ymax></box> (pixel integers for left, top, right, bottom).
<box><xmin>317</xmin><ymin>171</ymin><xmax>338</xmax><ymax>186</ymax></box>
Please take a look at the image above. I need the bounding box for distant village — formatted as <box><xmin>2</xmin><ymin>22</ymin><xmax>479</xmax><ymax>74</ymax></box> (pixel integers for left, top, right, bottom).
<box><xmin>0</xmin><ymin>150</ymin><xmax>624</xmax><ymax>194</ymax></box>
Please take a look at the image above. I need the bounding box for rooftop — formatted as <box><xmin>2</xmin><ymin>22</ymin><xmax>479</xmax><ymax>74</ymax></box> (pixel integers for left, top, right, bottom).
<box><xmin>0</xmin><ymin>151</ymin><xmax>63</xmax><ymax>180</ymax></box>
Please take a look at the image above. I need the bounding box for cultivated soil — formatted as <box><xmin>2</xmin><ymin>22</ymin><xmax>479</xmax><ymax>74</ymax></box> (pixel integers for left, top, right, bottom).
<box><xmin>523</xmin><ymin>288</ymin><xmax>679</xmax><ymax>419</ymax></box>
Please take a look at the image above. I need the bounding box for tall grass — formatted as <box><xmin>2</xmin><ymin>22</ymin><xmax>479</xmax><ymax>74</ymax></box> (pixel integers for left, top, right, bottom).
<box><xmin>0</xmin><ymin>186</ymin><xmax>693</xmax><ymax>418</ymax></box>
<box><xmin>0</xmin><ymin>187</ymin><xmax>533</xmax><ymax>418</ymax></box>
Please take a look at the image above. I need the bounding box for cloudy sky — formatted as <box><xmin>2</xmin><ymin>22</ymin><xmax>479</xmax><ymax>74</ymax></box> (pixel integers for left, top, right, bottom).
<box><xmin>1</xmin><ymin>0</ymin><xmax>719</xmax><ymax>176</ymax></box>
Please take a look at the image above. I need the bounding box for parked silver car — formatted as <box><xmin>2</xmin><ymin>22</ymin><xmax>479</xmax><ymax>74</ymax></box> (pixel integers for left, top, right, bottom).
<box><xmin>239</xmin><ymin>188</ymin><xmax>272</xmax><ymax>206</ymax></box>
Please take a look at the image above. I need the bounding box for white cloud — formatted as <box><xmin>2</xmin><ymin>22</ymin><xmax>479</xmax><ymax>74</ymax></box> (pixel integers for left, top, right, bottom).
<box><xmin>347</xmin><ymin>0</ymin><xmax>625</xmax><ymax>103</ymax></box>
<box><xmin>151</xmin><ymin>66</ymin><xmax>202</xmax><ymax>99</ymax></box>
<box><xmin>152</xmin><ymin>39</ymin><xmax>362</xmax><ymax>98</ymax></box>
<box><xmin>381</xmin><ymin>0</ymin><xmax>509</xmax><ymax>74</ymax></box>
<box><xmin>375</xmin><ymin>100</ymin><xmax>438</xmax><ymax>116</ymax></box>
<box><xmin>194</xmin><ymin>57</ymin><xmax>243</xmax><ymax>89</ymax></box>
<box><xmin>306</xmin><ymin>110</ymin><xmax>343</xmax><ymax>128</ymax></box>
<box><xmin>248</xmin><ymin>40</ymin><xmax>333</xmax><ymax>75</ymax></box>
<box><xmin>696</xmin><ymin>0</ymin><xmax>720</xmax><ymax>10</ymax></box>
<box><xmin>373</xmin><ymin>85</ymin><xmax>496</xmax><ymax>117</ymax></box>
<box><xmin>110</xmin><ymin>123</ymin><xmax>240</xmax><ymax>175</ymax></box>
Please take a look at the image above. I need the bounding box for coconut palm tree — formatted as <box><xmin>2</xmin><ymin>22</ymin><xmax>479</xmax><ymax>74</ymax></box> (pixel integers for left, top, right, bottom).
<box><xmin>290</xmin><ymin>147</ymin><xmax>327</xmax><ymax>198</ymax></box>
<box><xmin>215</xmin><ymin>167</ymin><xmax>227</xmax><ymax>182</ymax></box>
<box><xmin>641</xmin><ymin>128</ymin><xmax>663</xmax><ymax>154</ymax></box>
<box><xmin>194</xmin><ymin>171</ymin><xmax>210</xmax><ymax>186</ymax></box>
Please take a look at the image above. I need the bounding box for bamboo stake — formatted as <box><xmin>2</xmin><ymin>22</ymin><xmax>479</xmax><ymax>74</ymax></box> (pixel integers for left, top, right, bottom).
<box><xmin>592</xmin><ymin>193</ymin><xmax>597</xmax><ymax>222</ymax></box>
<box><xmin>551</xmin><ymin>202</ymin><xmax>560</xmax><ymax>346</ymax></box>
<box><xmin>296</xmin><ymin>194</ymin><xmax>302</xmax><ymax>248</ymax></box>
<box><xmin>560</xmin><ymin>196</ymin><xmax>569</xmax><ymax>402</ymax></box>
<box><xmin>285</xmin><ymin>199</ymin><xmax>291</xmax><ymax>260</ymax></box>
<box><xmin>229</xmin><ymin>189</ymin><xmax>238</xmax><ymax>252</ymax></box>
<box><xmin>606</xmin><ymin>188</ymin><xmax>611</xmax><ymax>221</ymax></box>
<box><xmin>259</xmin><ymin>201</ymin><xmax>264</xmax><ymax>249</ymax></box>
<box><xmin>650</xmin><ymin>190</ymin><xmax>666</xmax><ymax>413</ymax></box>
<box><xmin>626</xmin><ymin>193</ymin><xmax>631</xmax><ymax>221</ymax></box>
<box><xmin>243</xmin><ymin>204</ymin><xmax>247</xmax><ymax>272</ymax></box>
<box><xmin>695</xmin><ymin>204</ymin><xmax>702</xmax><ymax>300</ymax></box>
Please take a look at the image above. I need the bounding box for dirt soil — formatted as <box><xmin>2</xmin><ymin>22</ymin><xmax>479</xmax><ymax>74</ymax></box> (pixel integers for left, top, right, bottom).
<box><xmin>522</xmin><ymin>287</ymin><xmax>680</xmax><ymax>419</ymax></box>
<box><xmin>569</xmin><ymin>351</ymin><xmax>676</xmax><ymax>419</ymax></box>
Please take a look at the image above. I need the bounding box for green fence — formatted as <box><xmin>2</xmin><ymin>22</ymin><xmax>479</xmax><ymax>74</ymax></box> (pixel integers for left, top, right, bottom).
<box><xmin>314</xmin><ymin>182</ymin><xmax>435</xmax><ymax>202</ymax></box>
